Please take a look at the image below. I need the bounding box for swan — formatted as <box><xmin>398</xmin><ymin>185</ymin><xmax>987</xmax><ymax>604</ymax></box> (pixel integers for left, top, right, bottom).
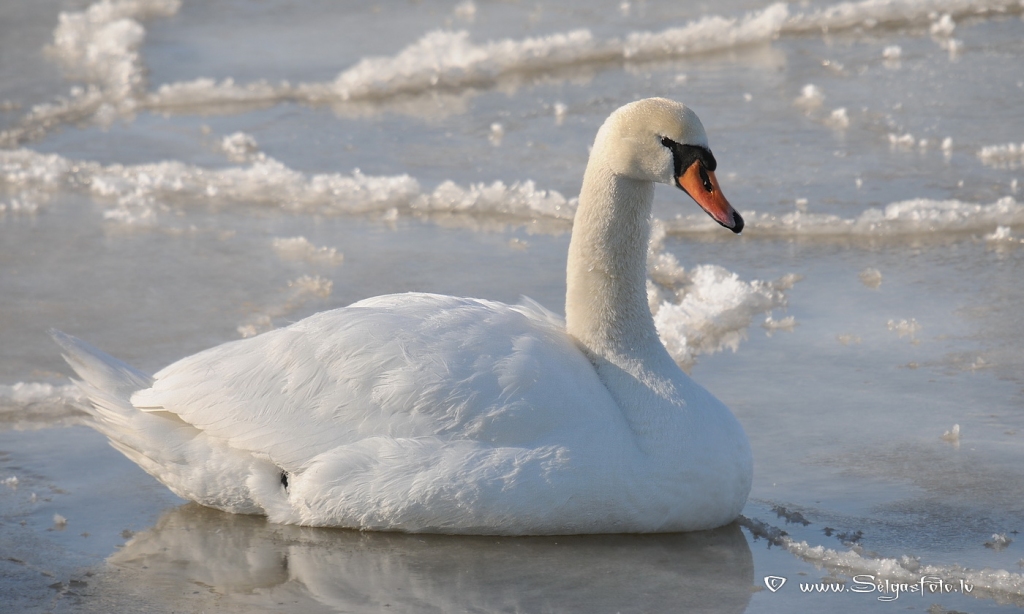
<box><xmin>54</xmin><ymin>97</ymin><xmax>752</xmax><ymax>535</ymax></box>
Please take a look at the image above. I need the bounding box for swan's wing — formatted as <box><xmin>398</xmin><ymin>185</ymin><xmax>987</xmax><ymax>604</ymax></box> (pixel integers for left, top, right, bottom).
<box><xmin>131</xmin><ymin>293</ymin><xmax>623</xmax><ymax>470</ymax></box>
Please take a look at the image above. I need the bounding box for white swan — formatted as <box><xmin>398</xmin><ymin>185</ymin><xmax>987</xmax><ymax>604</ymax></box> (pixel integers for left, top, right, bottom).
<box><xmin>54</xmin><ymin>98</ymin><xmax>752</xmax><ymax>535</ymax></box>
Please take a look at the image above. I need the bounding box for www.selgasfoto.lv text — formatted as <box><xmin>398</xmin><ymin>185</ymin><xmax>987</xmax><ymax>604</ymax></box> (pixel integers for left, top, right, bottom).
<box><xmin>800</xmin><ymin>575</ymin><xmax>974</xmax><ymax>601</ymax></box>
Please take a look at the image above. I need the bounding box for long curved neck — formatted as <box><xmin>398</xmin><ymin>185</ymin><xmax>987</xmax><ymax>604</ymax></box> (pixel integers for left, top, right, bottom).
<box><xmin>565</xmin><ymin>163</ymin><xmax>660</xmax><ymax>362</ymax></box>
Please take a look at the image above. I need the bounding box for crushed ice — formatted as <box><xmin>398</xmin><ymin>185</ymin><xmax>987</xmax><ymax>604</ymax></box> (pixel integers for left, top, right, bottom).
<box><xmin>985</xmin><ymin>533</ymin><xmax>1013</xmax><ymax>551</ymax></box>
<box><xmin>887</xmin><ymin>318</ymin><xmax>921</xmax><ymax>340</ymax></box>
<box><xmin>979</xmin><ymin>142</ymin><xmax>1024</xmax><ymax>169</ymax></box>
<box><xmin>859</xmin><ymin>267</ymin><xmax>883</xmax><ymax>288</ymax></box>
<box><xmin>272</xmin><ymin>237</ymin><xmax>344</xmax><ymax>266</ymax></box>
<box><xmin>237</xmin><ymin>275</ymin><xmax>334</xmax><ymax>338</ymax></box>
<box><xmin>941</xmin><ymin>423</ymin><xmax>961</xmax><ymax>445</ymax></box>
<box><xmin>647</xmin><ymin>222</ymin><xmax>796</xmax><ymax>369</ymax></box>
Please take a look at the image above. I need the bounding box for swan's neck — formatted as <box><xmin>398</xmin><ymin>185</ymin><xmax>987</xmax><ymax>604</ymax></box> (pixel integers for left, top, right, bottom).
<box><xmin>565</xmin><ymin>165</ymin><xmax>693</xmax><ymax>445</ymax></box>
<box><xmin>565</xmin><ymin>164</ymin><xmax>659</xmax><ymax>362</ymax></box>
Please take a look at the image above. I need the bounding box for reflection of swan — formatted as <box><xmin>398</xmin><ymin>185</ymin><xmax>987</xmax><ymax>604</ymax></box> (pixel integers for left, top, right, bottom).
<box><xmin>104</xmin><ymin>504</ymin><xmax>754</xmax><ymax>613</ymax></box>
<box><xmin>54</xmin><ymin>98</ymin><xmax>751</xmax><ymax>534</ymax></box>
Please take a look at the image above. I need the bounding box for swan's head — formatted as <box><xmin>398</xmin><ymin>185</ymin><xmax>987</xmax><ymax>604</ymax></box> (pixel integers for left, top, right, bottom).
<box><xmin>593</xmin><ymin>98</ymin><xmax>743</xmax><ymax>233</ymax></box>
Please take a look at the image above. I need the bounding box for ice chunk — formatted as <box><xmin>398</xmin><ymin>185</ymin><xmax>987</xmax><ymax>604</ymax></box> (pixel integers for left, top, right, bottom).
<box><xmin>453</xmin><ymin>0</ymin><xmax>477</xmax><ymax>22</ymax></box>
<box><xmin>488</xmin><ymin>123</ymin><xmax>504</xmax><ymax>147</ymax></box>
<box><xmin>0</xmin><ymin>382</ymin><xmax>87</xmax><ymax>430</ymax></box>
<box><xmin>553</xmin><ymin>102</ymin><xmax>568</xmax><ymax>125</ymax></box>
<box><xmin>888</xmin><ymin>133</ymin><xmax>916</xmax><ymax>149</ymax></box>
<box><xmin>146</xmin><ymin>77</ymin><xmax>287</xmax><ymax>110</ymax></box>
<box><xmin>2</xmin><ymin>0</ymin><xmax>185</xmax><ymax>146</ymax></box>
<box><xmin>762</xmin><ymin>315</ymin><xmax>797</xmax><ymax>337</ymax></box>
<box><xmin>780</xmin><ymin>0</ymin><xmax>1019</xmax><ymax>34</ymax></box>
<box><xmin>858</xmin><ymin>267</ymin><xmax>882</xmax><ymax>288</ymax></box>
<box><xmin>646</xmin><ymin>222</ymin><xmax>796</xmax><ymax>368</ymax></box>
<box><xmin>941</xmin><ymin>423</ymin><xmax>960</xmax><ymax>444</ymax></box>
<box><xmin>272</xmin><ymin>237</ymin><xmax>344</xmax><ymax>266</ymax></box>
<box><xmin>930</xmin><ymin>14</ymin><xmax>956</xmax><ymax>36</ymax></box>
<box><xmin>941</xmin><ymin>37</ymin><xmax>963</xmax><ymax>57</ymax></box>
<box><xmin>622</xmin><ymin>4</ymin><xmax>789</xmax><ymax>60</ymax></box>
<box><xmin>826</xmin><ymin>107</ymin><xmax>850</xmax><ymax>128</ymax></box>
<box><xmin>237</xmin><ymin>275</ymin><xmax>334</xmax><ymax>338</ymax></box>
<box><xmin>882</xmin><ymin>45</ymin><xmax>902</xmax><ymax>60</ymax></box>
<box><xmin>985</xmin><ymin>226</ymin><xmax>1016</xmax><ymax>242</ymax></box>
<box><xmin>887</xmin><ymin>318</ymin><xmax>921</xmax><ymax>340</ymax></box>
<box><xmin>985</xmin><ymin>533</ymin><xmax>1013</xmax><ymax>551</ymax></box>
<box><xmin>650</xmin><ymin>262</ymin><xmax>792</xmax><ymax>368</ymax></box>
<box><xmin>978</xmin><ymin>142</ymin><xmax>1024</xmax><ymax>169</ymax></box>
<box><xmin>48</xmin><ymin>0</ymin><xmax>182</xmax><ymax>100</ymax></box>
<box><xmin>795</xmin><ymin>84</ymin><xmax>824</xmax><ymax>109</ymax></box>
<box><xmin>220</xmin><ymin>132</ymin><xmax>262</xmax><ymax>163</ymax></box>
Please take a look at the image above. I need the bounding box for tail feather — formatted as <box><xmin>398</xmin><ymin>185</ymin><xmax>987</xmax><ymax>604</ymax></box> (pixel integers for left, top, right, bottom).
<box><xmin>50</xmin><ymin>329</ymin><xmax>154</xmax><ymax>430</ymax></box>
<box><xmin>50</xmin><ymin>330</ymin><xmax>271</xmax><ymax>515</ymax></box>
<box><xmin>50</xmin><ymin>329</ymin><xmax>153</xmax><ymax>398</ymax></box>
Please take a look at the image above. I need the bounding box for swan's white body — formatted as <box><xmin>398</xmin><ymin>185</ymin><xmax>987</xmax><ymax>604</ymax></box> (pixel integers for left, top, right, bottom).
<box><xmin>56</xmin><ymin>98</ymin><xmax>753</xmax><ymax>534</ymax></box>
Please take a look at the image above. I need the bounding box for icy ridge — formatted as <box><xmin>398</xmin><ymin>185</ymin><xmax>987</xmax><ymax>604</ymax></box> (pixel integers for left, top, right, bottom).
<box><xmin>0</xmin><ymin>148</ymin><xmax>575</xmax><ymax>224</ymax></box>
<box><xmin>787</xmin><ymin>539</ymin><xmax>1024</xmax><ymax>605</ymax></box>
<box><xmin>145</xmin><ymin>6</ymin><xmax>789</xmax><ymax>108</ymax></box>
<box><xmin>7</xmin><ymin>0</ymin><xmax>1021</xmax><ymax>141</ymax></box>
<box><xmin>0</xmin><ymin>382</ymin><xmax>86</xmax><ymax>431</ymax></box>
<box><xmin>3</xmin><ymin>147</ymin><xmax>1018</xmax><ymax>237</ymax></box>
<box><xmin>663</xmin><ymin>196</ymin><xmax>1024</xmax><ymax>237</ymax></box>
<box><xmin>741</xmin><ymin>516</ymin><xmax>1024</xmax><ymax>605</ymax></box>
<box><xmin>782</xmin><ymin>0</ymin><xmax>1024</xmax><ymax>33</ymax></box>
<box><xmin>0</xmin><ymin>382</ymin><xmax>82</xmax><ymax>406</ymax></box>
<box><xmin>146</xmin><ymin>0</ymin><xmax>1024</xmax><ymax>107</ymax></box>
<box><xmin>1</xmin><ymin>0</ymin><xmax>181</xmax><ymax>147</ymax></box>
<box><xmin>978</xmin><ymin>142</ymin><xmax>1024</xmax><ymax>168</ymax></box>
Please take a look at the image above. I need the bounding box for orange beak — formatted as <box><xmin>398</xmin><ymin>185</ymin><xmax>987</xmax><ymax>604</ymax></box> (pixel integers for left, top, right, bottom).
<box><xmin>677</xmin><ymin>161</ymin><xmax>743</xmax><ymax>234</ymax></box>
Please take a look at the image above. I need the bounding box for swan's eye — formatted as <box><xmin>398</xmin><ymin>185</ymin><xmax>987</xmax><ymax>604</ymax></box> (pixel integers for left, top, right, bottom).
<box><xmin>698</xmin><ymin>166</ymin><xmax>714</xmax><ymax>193</ymax></box>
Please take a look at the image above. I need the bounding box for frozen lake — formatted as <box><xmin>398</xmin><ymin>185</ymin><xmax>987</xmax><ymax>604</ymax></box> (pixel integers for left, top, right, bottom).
<box><xmin>2</xmin><ymin>0</ymin><xmax>1024</xmax><ymax>611</ymax></box>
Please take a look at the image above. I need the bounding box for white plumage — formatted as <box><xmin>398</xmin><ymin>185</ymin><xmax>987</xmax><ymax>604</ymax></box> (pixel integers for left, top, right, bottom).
<box><xmin>55</xmin><ymin>98</ymin><xmax>753</xmax><ymax>534</ymax></box>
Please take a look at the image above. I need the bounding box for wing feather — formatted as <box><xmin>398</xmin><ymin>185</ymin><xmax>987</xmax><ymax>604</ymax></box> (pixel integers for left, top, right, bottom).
<box><xmin>130</xmin><ymin>293</ymin><xmax>623</xmax><ymax>470</ymax></box>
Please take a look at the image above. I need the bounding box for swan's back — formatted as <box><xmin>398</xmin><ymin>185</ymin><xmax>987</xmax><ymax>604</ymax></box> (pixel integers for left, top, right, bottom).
<box><xmin>134</xmin><ymin>293</ymin><xmax>627</xmax><ymax>468</ymax></box>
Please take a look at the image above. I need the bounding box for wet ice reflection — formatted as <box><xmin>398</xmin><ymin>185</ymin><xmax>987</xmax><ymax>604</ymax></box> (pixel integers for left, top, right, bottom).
<box><xmin>101</xmin><ymin>504</ymin><xmax>753</xmax><ymax>613</ymax></box>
